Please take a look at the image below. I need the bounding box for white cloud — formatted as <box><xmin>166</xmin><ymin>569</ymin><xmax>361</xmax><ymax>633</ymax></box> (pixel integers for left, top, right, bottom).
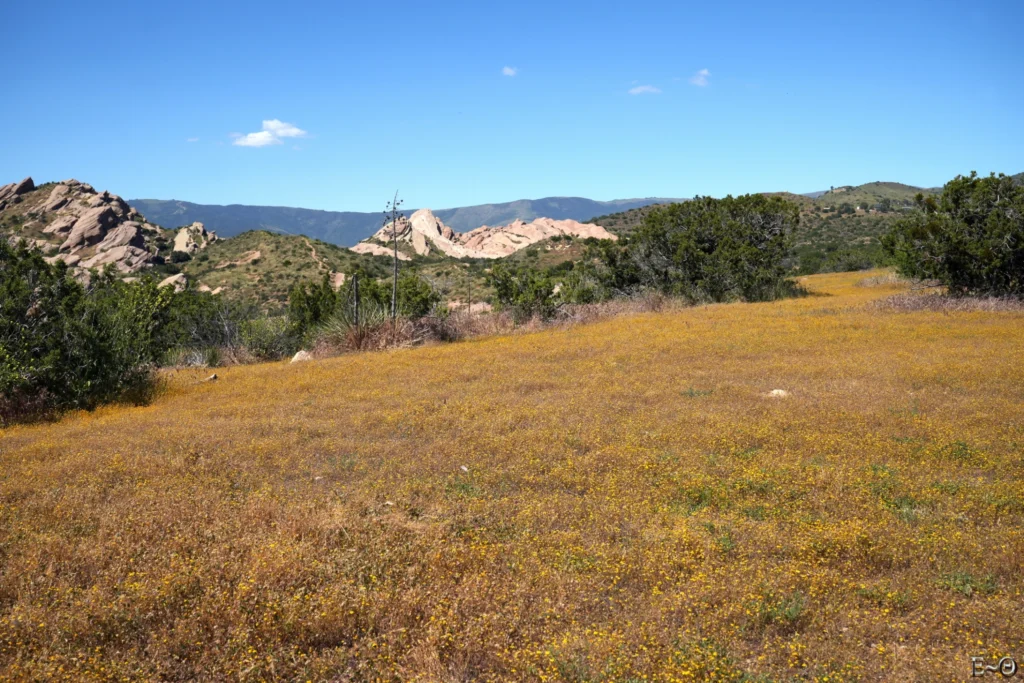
<box><xmin>689</xmin><ymin>68</ymin><xmax>710</xmax><ymax>87</ymax></box>
<box><xmin>502</xmin><ymin>66</ymin><xmax>518</xmax><ymax>77</ymax></box>
<box><xmin>628</xmin><ymin>85</ymin><xmax>661</xmax><ymax>95</ymax></box>
<box><xmin>262</xmin><ymin>119</ymin><xmax>306</xmax><ymax>138</ymax></box>
<box><xmin>232</xmin><ymin>119</ymin><xmax>308</xmax><ymax>147</ymax></box>
<box><xmin>186</xmin><ymin>137</ymin><xmax>199</xmax><ymax>143</ymax></box>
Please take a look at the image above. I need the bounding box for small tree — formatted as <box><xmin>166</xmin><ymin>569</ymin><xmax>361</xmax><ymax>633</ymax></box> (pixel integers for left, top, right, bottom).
<box><xmin>882</xmin><ymin>172</ymin><xmax>1024</xmax><ymax>297</ymax></box>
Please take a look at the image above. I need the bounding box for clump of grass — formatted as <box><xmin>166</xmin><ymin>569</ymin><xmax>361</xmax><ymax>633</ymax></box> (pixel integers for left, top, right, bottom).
<box><xmin>856</xmin><ymin>583</ymin><xmax>913</xmax><ymax>612</ymax></box>
<box><xmin>750</xmin><ymin>590</ymin><xmax>807</xmax><ymax>630</ymax></box>
<box><xmin>940</xmin><ymin>572</ymin><xmax>997</xmax><ymax>598</ymax></box>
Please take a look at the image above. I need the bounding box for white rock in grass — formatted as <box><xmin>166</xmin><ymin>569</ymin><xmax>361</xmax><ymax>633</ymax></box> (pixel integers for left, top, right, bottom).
<box><xmin>291</xmin><ymin>350</ymin><xmax>313</xmax><ymax>363</ymax></box>
<box><xmin>767</xmin><ymin>389</ymin><xmax>790</xmax><ymax>398</ymax></box>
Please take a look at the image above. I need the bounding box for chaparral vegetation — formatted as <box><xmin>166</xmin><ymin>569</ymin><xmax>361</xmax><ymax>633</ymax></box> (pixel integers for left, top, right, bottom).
<box><xmin>0</xmin><ymin>270</ymin><xmax>1021</xmax><ymax>681</ymax></box>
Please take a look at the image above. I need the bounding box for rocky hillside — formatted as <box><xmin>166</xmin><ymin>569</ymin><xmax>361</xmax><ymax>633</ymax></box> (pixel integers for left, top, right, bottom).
<box><xmin>0</xmin><ymin>176</ymin><xmax>392</xmax><ymax>305</ymax></box>
<box><xmin>0</xmin><ymin>177</ymin><xmax>173</xmax><ymax>275</ymax></box>
<box><xmin>352</xmin><ymin>209</ymin><xmax>616</xmax><ymax>260</ymax></box>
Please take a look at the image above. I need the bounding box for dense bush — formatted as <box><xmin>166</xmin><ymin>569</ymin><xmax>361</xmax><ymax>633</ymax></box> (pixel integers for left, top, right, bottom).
<box><xmin>882</xmin><ymin>172</ymin><xmax>1024</xmax><ymax>297</ymax></box>
<box><xmin>578</xmin><ymin>195</ymin><xmax>800</xmax><ymax>303</ymax></box>
<box><xmin>0</xmin><ymin>243</ymin><xmax>175</xmax><ymax>422</ymax></box>
<box><xmin>486</xmin><ymin>263</ymin><xmax>557</xmax><ymax>322</ymax></box>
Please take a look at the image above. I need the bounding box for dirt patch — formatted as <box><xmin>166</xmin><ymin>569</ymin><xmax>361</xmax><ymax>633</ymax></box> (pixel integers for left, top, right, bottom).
<box><xmin>214</xmin><ymin>250</ymin><xmax>261</xmax><ymax>269</ymax></box>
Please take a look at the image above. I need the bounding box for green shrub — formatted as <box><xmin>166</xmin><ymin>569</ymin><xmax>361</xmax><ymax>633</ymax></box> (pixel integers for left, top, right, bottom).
<box><xmin>239</xmin><ymin>317</ymin><xmax>299</xmax><ymax>360</ymax></box>
<box><xmin>396</xmin><ymin>272</ymin><xmax>442</xmax><ymax>318</ymax></box>
<box><xmin>486</xmin><ymin>263</ymin><xmax>556</xmax><ymax>322</ymax></box>
<box><xmin>594</xmin><ymin>194</ymin><xmax>799</xmax><ymax>302</ymax></box>
<box><xmin>882</xmin><ymin>172</ymin><xmax>1024</xmax><ymax>297</ymax></box>
<box><xmin>0</xmin><ymin>243</ymin><xmax>174</xmax><ymax>423</ymax></box>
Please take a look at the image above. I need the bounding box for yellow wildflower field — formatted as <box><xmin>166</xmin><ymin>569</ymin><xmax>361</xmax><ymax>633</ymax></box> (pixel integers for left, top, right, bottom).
<box><xmin>1</xmin><ymin>271</ymin><xmax>1022</xmax><ymax>682</ymax></box>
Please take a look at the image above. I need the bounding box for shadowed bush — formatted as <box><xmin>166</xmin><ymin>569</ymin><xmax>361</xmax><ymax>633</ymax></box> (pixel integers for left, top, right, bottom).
<box><xmin>0</xmin><ymin>242</ymin><xmax>175</xmax><ymax>423</ymax></box>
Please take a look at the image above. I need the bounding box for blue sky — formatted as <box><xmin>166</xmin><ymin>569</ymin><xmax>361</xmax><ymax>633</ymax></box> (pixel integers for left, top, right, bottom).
<box><xmin>3</xmin><ymin>0</ymin><xmax>1022</xmax><ymax>212</ymax></box>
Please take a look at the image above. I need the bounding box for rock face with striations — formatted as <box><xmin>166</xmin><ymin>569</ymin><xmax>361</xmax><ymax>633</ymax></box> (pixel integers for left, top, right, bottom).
<box><xmin>353</xmin><ymin>208</ymin><xmax>617</xmax><ymax>260</ymax></box>
<box><xmin>1</xmin><ymin>177</ymin><xmax>164</xmax><ymax>275</ymax></box>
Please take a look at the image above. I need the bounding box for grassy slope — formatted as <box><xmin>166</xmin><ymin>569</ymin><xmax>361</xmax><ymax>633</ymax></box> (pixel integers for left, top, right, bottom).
<box><xmin>812</xmin><ymin>181</ymin><xmax>928</xmax><ymax>208</ymax></box>
<box><xmin>174</xmin><ymin>230</ymin><xmax>392</xmax><ymax>308</ymax></box>
<box><xmin>2</xmin><ymin>271</ymin><xmax>1022</xmax><ymax>680</ymax></box>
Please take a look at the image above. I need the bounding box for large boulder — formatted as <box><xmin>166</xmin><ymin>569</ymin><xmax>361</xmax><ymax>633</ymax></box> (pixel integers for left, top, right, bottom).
<box><xmin>96</xmin><ymin>222</ymin><xmax>145</xmax><ymax>252</ymax></box>
<box><xmin>80</xmin><ymin>245</ymin><xmax>153</xmax><ymax>273</ymax></box>
<box><xmin>0</xmin><ymin>177</ymin><xmax>34</xmax><ymax>205</ymax></box>
<box><xmin>59</xmin><ymin>206</ymin><xmax>119</xmax><ymax>252</ymax></box>
<box><xmin>158</xmin><ymin>273</ymin><xmax>187</xmax><ymax>292</ymax></box>
<box><xmin>43</xmin><ymin>214</ymin><xmax>78</xmax><ymax>235</ymax></box>
<box><xmin>43</xmin><ymin>183</ymin><xmax>72</xmax><ymax>212</ymax></box>
<box><xmin>44</xmin><ymin>253</ymin><xmax>81</xmax><ymax>267</ymax></box>
<box><xmin>172</xmin><ymin>222</ymin><xmax>217</xmax><ymax>255</ymax></box>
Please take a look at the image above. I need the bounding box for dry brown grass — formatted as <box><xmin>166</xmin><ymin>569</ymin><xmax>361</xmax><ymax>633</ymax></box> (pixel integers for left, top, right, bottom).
<box><xmin>873</xmin><ymin>291</ymin><xmax>1024</xmax><ymax>313</ymax></box>
<box><xmin>1</xmin><ymin>270</ymin><xmax>1022</xmax><ymax>681</ymax></box>
<box><xmin>309</xmin><ymin>294</ymin><xmax>673</xmax><ymax>358</ymax></box>
<box><xmin>855</xmin><ymin>271</ymin><xmax>911</xmax><ymax>288</ymax></box>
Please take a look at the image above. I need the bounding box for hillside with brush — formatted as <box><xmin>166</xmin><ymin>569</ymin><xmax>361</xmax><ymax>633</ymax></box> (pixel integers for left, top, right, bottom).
<box><xmin>171</xmin><ymin>230</ymin><xmax>393</xmax><ymax>309</ymax></box>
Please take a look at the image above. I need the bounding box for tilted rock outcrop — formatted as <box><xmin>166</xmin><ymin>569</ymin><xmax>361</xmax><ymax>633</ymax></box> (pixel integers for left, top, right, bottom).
<box><xmin>2</xmin><ymin>177</ymin><xmax>164</xmax><ymax>275</ymax></box>
<box><xmin>354</xmin><ymin>208</ymin><xmax>616</xmax><ymax>260</ymax></box>
<box><xmin>0</xmin><ymin>177</ymin><xmax>35</xmax><ymax>210</ymax></box>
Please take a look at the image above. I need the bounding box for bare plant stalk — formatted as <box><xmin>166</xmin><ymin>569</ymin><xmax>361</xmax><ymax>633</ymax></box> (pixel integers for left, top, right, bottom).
<box><xmin>353</xmin><ymin>274</ymin><xmax>360</xmax><ymax>327</ymax></box>
<box><xmin>383</xmin><ymin>192</ymin><xmax>404</xmax><ymax>322</ymax></box>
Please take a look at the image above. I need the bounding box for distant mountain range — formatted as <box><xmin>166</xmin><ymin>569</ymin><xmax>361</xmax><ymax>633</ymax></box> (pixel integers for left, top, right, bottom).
<box><xmin>128</xmin><ymin>196</ymin><xmax>684</xmax><ymax>247</ymax></box>
<box><xmin>123</xmin><ymin>172</ymin><xmax>1022</xmax><ymax>247</ymax></box>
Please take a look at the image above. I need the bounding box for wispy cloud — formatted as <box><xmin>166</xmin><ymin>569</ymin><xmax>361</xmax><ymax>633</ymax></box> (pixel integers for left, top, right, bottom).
<box><xmin>628</xmin><ymin>85</ymin><xmax>661</xmax><ymax>95</ymax></box>
<box><xmin>232</xmin><ymin>119</ymin><xmax>308</xmax><ymax>147</ymax></box>
<box><xmin>689</xmin><ymin>68</ymin><xmax>710</xmax><ymax>87</ymax></box>
<box><xmin>502</xmin><ymin>66</ymin><xmax>518</xmax><ymax>77</ymax></box>
<box><xmin>186</xmin><ymin>137</ymin><xmax>199</xmax><ymax>143</ymax></box>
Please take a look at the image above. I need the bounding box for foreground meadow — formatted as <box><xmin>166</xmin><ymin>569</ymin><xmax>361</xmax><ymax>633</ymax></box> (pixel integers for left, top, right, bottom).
<box><xmin>0</xmin><ymin>271</ymin><xmax>1022</xmax><ymax>682</ymax></box>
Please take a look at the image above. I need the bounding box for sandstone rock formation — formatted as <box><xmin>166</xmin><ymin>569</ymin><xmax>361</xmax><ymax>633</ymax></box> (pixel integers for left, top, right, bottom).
<box><xmin>173</xmin><ymin>222</ymin><xmax>218</xmax><ymax>255</ymax></box>
<box><xmin>460</xmin><ymin>217</ymin><xmax>616</xmax><ymax>258</ymax></box>
<box><xmin>353</xmin><ymin>208</ymin><xmax>616</xmax><ymax>260</ymax></box>
<box><xmin>0</xmin><ymin>177</ymin><xmax>35</xmax><ymax>210</ymax></box>
<box><xmin>349</xmin><ymin>242</ymin><xmax>412</xmax><ymax>260</ymax></box>
<box><xmin>1</xmin><ymin>177</ymin><xmax>164</xmax><ymax>275</ymax></box>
